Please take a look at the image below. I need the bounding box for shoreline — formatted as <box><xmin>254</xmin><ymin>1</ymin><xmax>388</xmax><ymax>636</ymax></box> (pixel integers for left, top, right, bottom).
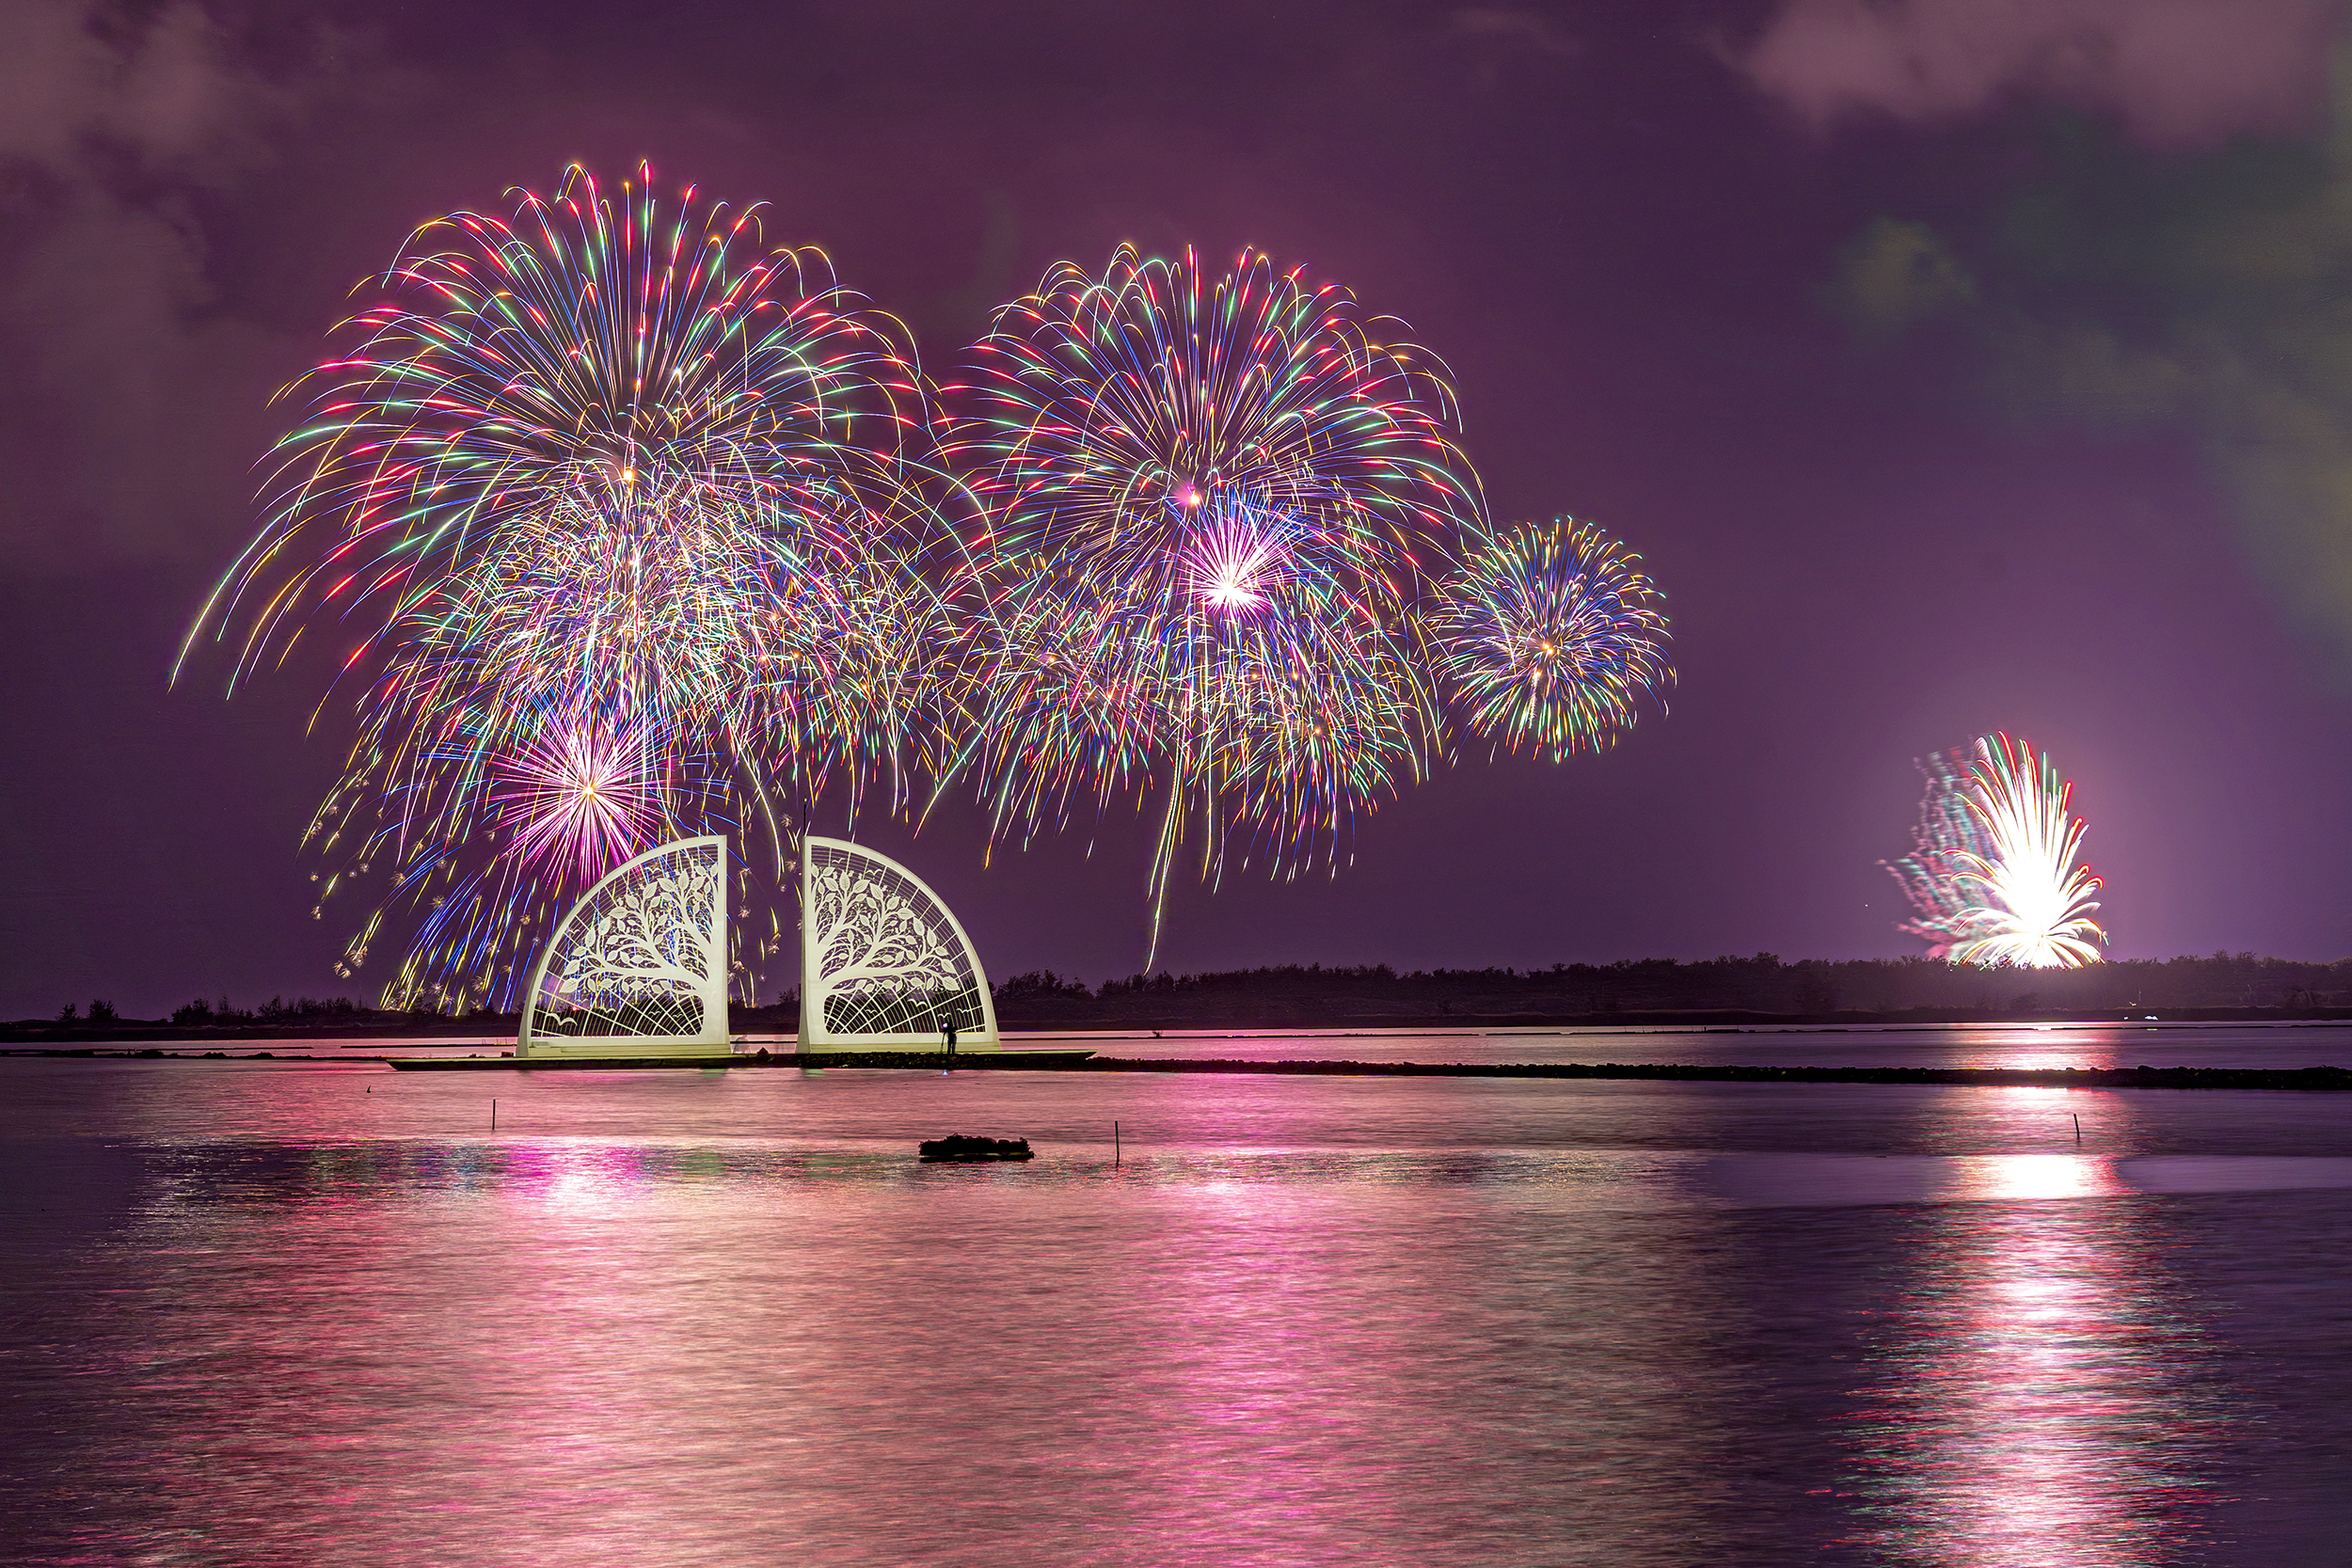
<box><xmin>9</xmin><ymin>1047</ymin><xmax>2346</xmax><ymax>1090</ymax></box>
<box><xmin>15</xmin><ymin>1004</ymin><xmax>2352</xmax><ymax>1049</ymax></box>
<box><xmin>399</xmin><ymin>1054</ymin><xmax>2352</xmax><ymax>1089</ymax></box>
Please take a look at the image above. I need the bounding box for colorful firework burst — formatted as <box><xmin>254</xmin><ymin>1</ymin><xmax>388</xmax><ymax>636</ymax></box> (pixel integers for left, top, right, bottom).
<box><xmin>179</xmin><ymin>165</ymin><xmax>959</xmax><ymax>1007</ymax></box>
<box><xmin>946</xmin><ymin>245</ymin><xmax>1482</xmax><ymax>956</ymax></box>
<box><xmin>1426</xmin><ymin>519</ymin><xmax>1672</xmax><ymax>761</ymax></box>
<box><xmin>1885</xmin><ymin>734</ymin><xmax>2105</xmax><ymax>968</ymax></box>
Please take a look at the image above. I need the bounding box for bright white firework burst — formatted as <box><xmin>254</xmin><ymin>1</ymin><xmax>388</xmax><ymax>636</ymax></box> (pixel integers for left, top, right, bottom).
<box><xmin>1887</xmin><ymin>734</ymin><xmax>2105</xmax><ymax>968</ymax></box>
<box><xmin>1183</xmin><ymin>508</ymin><xmax>1298</xmax><ymax>616</ymax></box>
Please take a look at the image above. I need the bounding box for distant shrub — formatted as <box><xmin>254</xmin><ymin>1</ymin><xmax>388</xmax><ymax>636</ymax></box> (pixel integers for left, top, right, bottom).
<box><xmin>1020</xmin><ymin>953</ymin><xmax>2352</xmax><ymax>1020</ymax></box>
<box><xmin>167</xmin><ymin>995</ymin><xmax>368</xmax><ymax>1027</ymax></box>
<box><xmin>993</xmin><ymin>971</ymin><xmax>1092</xmax><ymax>1003</ymax></box>
<box><xmin>87</xmin><ymin>999</ymin><xmax>118</xmax><ymax>1022</ymax></box>
<box><xmin>255</xmin><ymin>996</ymin><xmax>365</xmax><ymax>1022</ymax></box>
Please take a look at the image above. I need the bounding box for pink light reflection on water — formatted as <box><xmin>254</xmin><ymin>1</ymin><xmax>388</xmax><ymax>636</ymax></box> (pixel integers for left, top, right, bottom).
<box><xmin>1949</xmin><ymin>1151</ymin><xmax>2128</xmax><ymax>1203</ymax></box>
<box><xmin>1108</xmin><ymin>1179</ymin><xmax>1436</xmax><ymax>1555</ymax></box>
<box><xmin>1838</xmin><ymin>1129</ymin><xmax>2226</xmax><ymax>1566</ymax></box>
<box><xmin>1094</xmin><ymin>1164</ymin><xmax>1755</xmax><ymax>1560</ymax></box>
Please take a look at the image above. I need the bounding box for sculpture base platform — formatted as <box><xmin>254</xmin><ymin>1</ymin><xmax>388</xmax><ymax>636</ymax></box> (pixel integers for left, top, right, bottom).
<box><xmin>516</xmin><ymin>1042</ymin><xmax>737</xmax><ymax>1061</ymax></box>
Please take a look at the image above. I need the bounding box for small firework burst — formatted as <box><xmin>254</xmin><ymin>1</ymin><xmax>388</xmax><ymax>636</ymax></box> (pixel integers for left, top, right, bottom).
<box><xmin>493</xmin><ymin>706</ymin><xmax>666</xmax><ymax>882</ymax></box>
<box><xmin>1427</xmin><ymin>520</ymin><xmax>1672</xmax><ymax>761</ymax></box>
<box><xmin>1182</xmin><ymin>507</ymin><xmax>1297</xmax><ymax>617</ymax></box>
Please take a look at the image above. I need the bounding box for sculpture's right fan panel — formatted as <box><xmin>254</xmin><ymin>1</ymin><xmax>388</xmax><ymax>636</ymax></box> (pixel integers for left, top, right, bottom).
<box><xmin>803</xmin><ymin>839</ymin><xmax>996</xmax><ymax>1048</ymax></box>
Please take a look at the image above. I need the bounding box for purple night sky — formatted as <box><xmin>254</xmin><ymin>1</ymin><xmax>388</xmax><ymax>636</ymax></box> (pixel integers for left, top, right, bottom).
<box><xmin>7</xmin><ymin>0</ymin><xmax>2352</xmax><ymax>1018</ymax></box>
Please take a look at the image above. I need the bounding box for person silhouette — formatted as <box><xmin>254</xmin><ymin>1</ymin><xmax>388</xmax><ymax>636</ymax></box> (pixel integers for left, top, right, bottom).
<box><xmin>944</xmin><ymin>1022</ymin><xmax>958</xmax><ymax>1057</ymax></box>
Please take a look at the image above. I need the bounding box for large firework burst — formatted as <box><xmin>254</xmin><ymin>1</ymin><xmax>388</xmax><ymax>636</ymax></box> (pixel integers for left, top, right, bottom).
<box><xmin>180</xmin><ymin>166</ymin><xmax>958</xmax><ymax>1006</ymax></box>
<box><xmin>1427</xmin><ymin>519</ymin><xmax>1672</xmax><ymax>761</ymax></box>
<box><xmin>184</xmin><ymin>183</ymin><xmax>1687</xmax><ymax>1001</ymax></box>
<box><xmin>946</xmin><ymin>245</ymin><xmax>1483</xmax><ymax>956</ymax></box>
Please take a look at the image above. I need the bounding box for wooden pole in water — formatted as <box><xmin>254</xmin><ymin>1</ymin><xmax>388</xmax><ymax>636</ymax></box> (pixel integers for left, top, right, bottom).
<box><xmin>2073</xmin><ymin>1113</ymin><xmax>2080</xmax><ymax>1144</ymax></box>
<box><xmin>1115</xmin><ymin>1120</ymin><xmax>1120</xmax><ymax>1168</ymax></box>
<box><xmin>492</xmin><ymin>1098</ymin><xmax>498</xmax><ymax>1132</ymax></box>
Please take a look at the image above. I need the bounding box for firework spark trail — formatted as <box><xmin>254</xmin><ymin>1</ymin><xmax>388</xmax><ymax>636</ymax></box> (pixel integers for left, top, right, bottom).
<box><xmin>1884</xmin><ymin>745</ymin><xmax>1988</xmax><ymax>960</ymax></box>
<box><xmin>178</xmin><ymin>165</ymin><xmax>962</xmax><ymax>1007</ymax></box>
<box><xmin>1886</xmin><ymin>734</ymin><xmax>2105</xmax><ymax>968</ymax></box>
<box><xmin>334</xmin><ymin>464</ymin><xmax>836</xmax><ymax>1003</ymax></box>
<box><xmin>1426</xmin><ymin>519</ymin><xmax>1672</xmax><ymax>761</ymax></box>
<box><xmin>946</xmin><ymin>245</ymin><xmax>1484</xmax><ymax>958</ymax></box>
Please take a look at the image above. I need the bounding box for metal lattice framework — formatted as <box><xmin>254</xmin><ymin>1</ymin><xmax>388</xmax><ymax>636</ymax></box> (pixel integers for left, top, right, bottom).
<box><xmin>518</xmin><ymin>836</ymin><xmax>731</xmax><ymax>1056</ymax></box>
<box><xmin>800</xmin><ymin>836</ymin><xmax>998</xmax><ymax>1051</ymax></box>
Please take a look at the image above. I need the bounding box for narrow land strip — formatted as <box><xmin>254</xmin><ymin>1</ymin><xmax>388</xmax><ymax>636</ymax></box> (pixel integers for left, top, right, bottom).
<box><xmin>390</xmin><ymin>1053</ymin><xmax>2348</xmax><ymax>1088</ymax></box>
<box><xmin>8</xmin><ymin>1048</ymin><xmax>2348</xmax><ymax>1088</ymax></box>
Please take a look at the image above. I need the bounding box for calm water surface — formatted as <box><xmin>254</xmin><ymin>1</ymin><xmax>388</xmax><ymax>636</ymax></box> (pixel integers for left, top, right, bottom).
<box><xmin>303</xmin><ymin>1019</ymin><xmax>2352</xmax><ymax>1069</ymax></box>
<box><xmin>1040</xmin><ymin>1021</ymin><xmax>2352</xmax><ymax>1070</ymax></box>
<box><xmin>4</xmin><ymin>1047</ymin><xmax>2348</xmax><ymax>1565</ymax></box>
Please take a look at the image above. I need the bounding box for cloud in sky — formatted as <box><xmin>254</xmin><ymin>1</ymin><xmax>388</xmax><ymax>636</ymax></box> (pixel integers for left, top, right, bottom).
<box><xmin>1737</xmin><ymin>0</ymin><xmax>2352</xmax><ymax>669</ymax></box>
<box><xmin>1450</xmin><ymin>8</ymin><xmax>1582</xmax><ymax>62</ymax></box>
<box><xmin>1738</xmin><ymin>0</ymin><xmax>2349</xmax><ymax>148</ymax></box>
<box><xmin>0</xmin><ymin>1</ymin><xmax>370</xmax><ymax>568</ymax></box>
<box><xmin>1820</xmin><ymin>106</ymin><xmax>2352</xmax><ymax>673</ymax></box>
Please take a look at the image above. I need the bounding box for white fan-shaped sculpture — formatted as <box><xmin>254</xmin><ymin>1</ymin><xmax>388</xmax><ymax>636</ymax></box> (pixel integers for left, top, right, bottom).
<box><xmin>800</xmin><ymin>835</ymin><xmax>998</xmax><ymax>1052</ymax></box>
<box><xmin>518</xmin><ymin>835</ymin><xmax>731</xmax><ymax>1058</ymax></box>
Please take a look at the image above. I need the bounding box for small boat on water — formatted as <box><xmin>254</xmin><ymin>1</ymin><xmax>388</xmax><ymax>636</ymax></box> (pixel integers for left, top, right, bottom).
<box><xmin>919</xmin><ymin>1135</ymin><xmax>1034</xmax><ymax>1162</ymax></box>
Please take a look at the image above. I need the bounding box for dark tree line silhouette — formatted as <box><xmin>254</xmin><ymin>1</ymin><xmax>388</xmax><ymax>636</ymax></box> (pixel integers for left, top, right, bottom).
<box><xmin>28</xmin><ymin>952</ymin><xmax>2352</xmax><ymax>1034</ymax></box>
<box><xmin>983</xmin><ymin>953</ymin><xmax>2352</xmax><ymax>1025</ymax></box>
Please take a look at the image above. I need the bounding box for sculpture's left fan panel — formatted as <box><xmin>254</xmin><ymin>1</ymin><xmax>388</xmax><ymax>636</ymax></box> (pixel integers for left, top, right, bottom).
<box><xmin>518</xmin><ymin>836</ymin><xmax>733</xmax><ymax>1057</ymax></box>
